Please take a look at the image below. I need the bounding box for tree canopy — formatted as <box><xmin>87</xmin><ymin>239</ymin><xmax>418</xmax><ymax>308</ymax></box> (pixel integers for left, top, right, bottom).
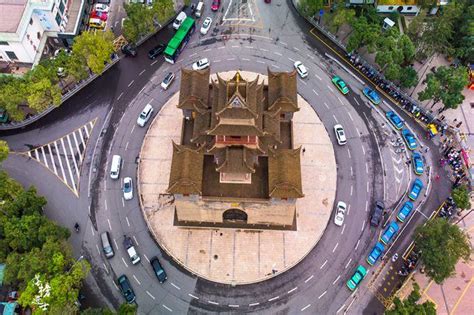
<box><xmin>298</xmin><ymin>0</ymin><xmax>324</xmax><ymax>18</ymax></box>
<box><xmin>72</xmin><ymin>31</ymin><xmax>115</xmax><ymax>74</ymax></box>
<box><xmin>0</xmin><ymin>140</ymin><xmax>9</xmax><ymax>163</ymax></box>
<box><xmin>451</xmin><ymin>185</ymin><xmax>472</xmax><ymax>210</ymax></box>
<box><xmin>386</xmin><ymin>282</ymin><xmax>436</xmax><ymax>315</ymax></box>
<box><xmin>415</xmin><ymin>218</ymin><xmax>471</xmax><ymax>284</ymax></box>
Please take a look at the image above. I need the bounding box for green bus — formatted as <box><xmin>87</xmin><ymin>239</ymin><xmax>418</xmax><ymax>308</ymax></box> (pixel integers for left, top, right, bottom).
<box><xmin>164</xmin><ymin>17</ymin><xmax>196</xmax><ymax>64</ymax></box>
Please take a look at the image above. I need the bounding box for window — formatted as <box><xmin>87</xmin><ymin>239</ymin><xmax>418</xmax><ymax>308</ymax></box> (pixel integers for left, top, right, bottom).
<box><xmin>29</xmin><ymin>18</ymin><xmax>33</xmax><ymax>25</ymax></box>
<box><xmin>388</xmin><ymin>6</ymin><xmax>393</xmax><ymax>10</ymax></box>
<box><xmin>407</xmin><ymin>6</ymin><xmax>412</xmax><ymax>10</ymax></box>
<box><xmin>37</xmin><ymin>32</ymin><xmax>41</xmax><ymax>40</ymax></box>
<box><xmin>51</xmin><ymin>3</ymin><xmax>55</xmax><ymax>12</ymax></box>
<box><xmin>6</xmin><ymin>51</ymin><xmax>18</xmax><ymax>60</ymax></box>
<box><xmin>55</xmin><ymin>12</ymin><xmax>61</xmax><ymax>26</ymax></box>
<box><xmin>0</xmin><ymin>41</ymin><xmax>8</xmax><ymax>45</ymax></box>
<box><xmin>59</xmin><ymin>1</ymin><xmax>65</xmax><ymax>14</ymax></box>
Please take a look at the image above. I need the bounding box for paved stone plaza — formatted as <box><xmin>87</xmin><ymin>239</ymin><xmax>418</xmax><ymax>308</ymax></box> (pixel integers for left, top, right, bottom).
<box><xmin>138</xmin><ymin>71</ymin><xmax>337</xmax><ymax>284</ymax></box>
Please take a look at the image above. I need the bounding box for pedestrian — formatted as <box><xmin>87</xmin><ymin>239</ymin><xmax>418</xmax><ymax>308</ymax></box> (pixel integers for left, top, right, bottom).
<box><xmin>456</xmin><ymin>121</ymin><xmax>463</xmax><ymax>128</ymax></box>
<box><xmin>425</xmin><ymin>147</ymin><xmax>430</xmax><ymax>153</ymax></box>
<box><xmin>302</xmin><ymin>147</ymin><xmax>306</xmax><ymax>155</ymax></box>
<box><xmin>435</xmin><ymin>174</ymin><xmax>440</xmax><ymax>181</ymax></box>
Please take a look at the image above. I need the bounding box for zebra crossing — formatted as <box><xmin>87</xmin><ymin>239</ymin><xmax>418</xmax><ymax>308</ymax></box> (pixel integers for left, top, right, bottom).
<box><xmin>22</xmin><ymin>118</ymin><xmax>97</xmax><ymax>197</ymax></box>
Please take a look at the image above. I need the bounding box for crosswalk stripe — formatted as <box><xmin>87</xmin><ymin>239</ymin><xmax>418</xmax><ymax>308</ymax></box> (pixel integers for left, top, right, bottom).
<box><xmin>41</xmin><ymin>146</ymin><xmax>48</xmax><ymax>168</ymax></box>
<box><xmin>27</xmin><ymin>151</ymin><xmax>31</xmax><ymax>158</ymax></box>
<box><xmin>83</xmin><ymin>124</ymin><xmax>90</xmax><ymax>138</ymax></box>
<box><xmin>48</xmin><ymin>143</ymin><xmax>58</xmax><ymax>175</ymax></box>
<box><xmin>60</xmin><ymin>138</ymin><xmax>77</xmax><ymax>192</ymax></box>
<box><xmin>78</xmin><ymin>128</ymin><xmax>86</xmax><ymax>150</ymax></box>
<box><xmin>34</xmin><ymin>149</ymin><xmax>39</xmax><ymax>160</ymax></box>
<box><xmin>54</xmin><ymin>141</ymin><xmax>67</xmax><ymax>185</ymax></box>
<box><xmin>66</xmin><ymin>134</ymin><xmax>80</xmax><ymax>182</ymax></box>
<box><xmin>72</xmin><ymin>131</ymin><xmax>82</xmax><ymax>163</ymax></box>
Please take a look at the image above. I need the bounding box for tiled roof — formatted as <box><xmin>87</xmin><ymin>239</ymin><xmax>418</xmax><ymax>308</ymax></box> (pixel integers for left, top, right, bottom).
<box><xmin>167</xmin><ymin>143</ymin><xmax>204</xmax><ymax>195</ymax></box>
<box><xmin>267</xmin><ymin>68</ymin><xmax>299</xmax><ymax>113</ymax></box>
<box><xmin>268</xmin><ymin>147</ymin><xmax>304</xmax><ymax>199</ymax></box>
<box><xmin>178</xmin><ymin>68</ymin><xmax>210</xmax><ymax>113</ymax></box>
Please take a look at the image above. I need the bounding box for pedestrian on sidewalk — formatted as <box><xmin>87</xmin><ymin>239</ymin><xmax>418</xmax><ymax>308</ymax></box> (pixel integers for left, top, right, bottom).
<box><xmin>456</xmin><ymin>121</ymin><xmax>463</xmax><ymax>128</ymax></box>
<box><xmin>435</xmin><ymin>174</ymin><xmax>440</xmax><ymax>181</ymax></box>
<box><xmin>302</xmin><ymin>147</ymin><xmax>306</xmax><ymax>155</ymax></box>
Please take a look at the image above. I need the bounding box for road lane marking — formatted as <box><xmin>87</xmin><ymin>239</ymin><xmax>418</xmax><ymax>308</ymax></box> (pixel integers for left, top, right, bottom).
<box><xmin>190</xmin><ymin>53</ymin><xmax>197</xmax><ymax>57</ymax></box>
<box><xmin>332</xmin><ymin>275</ymin><xmax>341</xmax><ymax>284</ymax></box>
<box><xmin>305</xmin><ymin>275</ymin><xmax>314</xmax><ymax>283</ymax></box>
<box><xmin>204</xmin><ymin>48</ymin><xmax>211</xmax><ymax>52</ymax></box>
<box><xmin>338</xmin><ymin>96</ymin><xmax>344</xmax><ymax>105</ymax></box>
<box><xmin>324</xmin><ymin>102</ymin><xmax>329</xmax><ymax>109</ymax></box>
<box><xmin>341</xmin><ymin>224</ymin><xmax>345</xmax><ymax>235</ymax></box>
<box><xmin>103</xmin><ymin>263</ymin><xmax>108</xmax><ymax>273</ymax></box>
<box><xmin>60</xmin><ymin>138</ymin><xmax>76</xmax><ymax>192</ymax></box>
<box><xmin>294</xmin><ymin>47</ymin><xmax>300</xmax><ymax>51</ymax></box>
<box><xmin>126</xmin><ymin>216</ymin><xmax>130</xmax><ymax>227</ymax></box>
<box><xmin>171</xmin><ymin>283</ymin><xmax>181</xmax><ymax>290</ymax></box>
<box><xmin>354</xmin><ymin>98</ymin><xmax>360</xmax><ymax>106</ymax></box>
<box><xmin>361</xmin><ymin>221</ymin><xmax>366</xmax><ymax>232</ymax></box>
<box><xmin>244</xmin><ymin>46</ymin><xmax>253</xmax><ymax>49</ymax></box>
<box><xmin>320</xmin><ymin>260</ymin><xmax>328</xmax><ymax>269</ymax></box>
<box><xmin>188</xmin><ymin>293</ymin><xmax>199</xmax><ymax>299</ymax></box>
<box><xmin>67</xmin><ymin>134</ymin><xmax>80</xmax><ymax>180</ymax></box>
<box><xmin>366</xmin><ymin>200</ymin><xmax>369</xmax><ymax>212</ymax></box>
<box><xmin>366</xmin><ymin>163</ymin><xmax>369</xmax><ymax>174</ymax></box>
<box><xmin>299</xmin><ymin>79</ymin><xmax>307</xmax><ymax>85</ymax></box>
<box><xmin>345</xmin><ymin>258</ymin><xmax>352</xmax><ymax>269</ymax></box>
<box><xmin>139</xmin><ymin>69</ymin><xmax>146</xmax><ymax>76</ymax></box>
<box><xmin>318</xmin><ymin>291</ymin><xmax>327</xmax><ymax>299</ymax></box>
<box><xmin>271</xmin><ymin>64</ymin><xmax>280</xmax><ymax>69</ymax></box>
<box><xmin>162</xmin><ymin>304</ymin><xmax>172</xmax><ymax>312</ymax></box>
<box><xmin>112</xmin><ymin>280</ymin><xmax>119</xmax><ymax>290</ymax></box>
<box><xmin>133</xmin><ymin>274</ymin><xmax>141</xmax><ymax>285</ymax></box>
<box><xmin>301</xmin><ymin>304</ymin><xmax>311</xmax><ymax>311</ymax></box>
<box><xmin>242</xmin><ymin>58</ymin><xmax>250</xmax><ymax>61</ymax></box>
<box><xmin>130</xmin><ymin>125</ymin><xmax>135</xmax><ymax>134</ymax></box>
<box><xmin>350</xmin><ymin>166</ymin><xmax>353</xmax><ymax>176</ymax></box>
<box><xmin>91</xmin><ymin>225</ymin><xmax>95</xmax><ymax>236</ymax></box>
<box><xmin>355</xmin><ymin>239</ymin><xmax>361</xmax><ymax>250</ymax></box>
<box><xmin>362</xmin><ymin>146</ymin><xmax>366</xmax><ymax>155</ymax></box>
<box><xmin>47</xmin><ymin>144</ymin><xmax>57</xmax><ymax>174</ymax></box>
<box><xmin>268</xmin><ymin>296</ymin><xmax>279</xmax><ymax>302</ymax></box>
<box><xmin>229</xmin><ymin>304</ymin><xmax>239</xmax><ymax>308</ymax></box>
<box><xmin>121</xmin><ymin>257</ymin><xmax>128</xmax><ymax>267</ymax></box>
<box><xmin>249</xmin><ymin>302</ymin><xmax>260</xmax><ymax>306</ymax></box>
<box><xmin>113</xmin><ymin>238</ymin><xmax>118</xmax><ymax>249</ymax></box>
<box><xmin>274</xmin><ymin>52</ymin><xmax>282</xmax><ymax>56</ymax></box>
<box><xmin>347</xmin><ymin>148</ymin><xmax>351</xmax><ymax>159</ymax></box>
<box><xmin>105</xmin><ymin>199</ymin><xmax>108</xmax><ymax>210</ymax></box>
<box><xmin>288</xmin><ymin>57</ymin><xmax>295</xmax><ymax>62</ymax></box>
<box><xmin>367</xmin><ymin>181</ymin><xmax>370</xmax><ymax>192</ymax></box>
<box><xmin>107</xmin><ymin>219</ymin><xmax>112</xmax><ymax>230</ymax></box>
<box><xmin>350</xmin><ymin>185</ymin><xmax>353</xmax><ymax>196</ymax></box>
<box><xmin>259</xmin><ymin>48</ymin><xmax>268</xmax><ymax>52</ymax></box>
<box><xmin>133</xmin><ymin>235</ymin><xmax>140</xmax><ymax>246</ymax></box>
<box><xmin>128</xmin><ymin>80</ymin><xmax>134</xmax><ymax>87</ymax></box>
<box><xmin>117</xmin><ymin>92</ymin><xmax>123</xmax><ymax>100</ymax></box>
<box><xmin>218</xmin><ymin>46</ymin><xmax>225</xmax><ymax>50</ymax></box>
<box><xmin>227</xmin><ymin>58</ymin><xmax>235</xmax><ymax>61</ymax></box>
<box><xmin>208</xmin><ymin>300</ymin><xmax>219</xmax><ymax>305</ymax></box>
<box><xmin>347</xmin><ymin>112</ymin><xmax>353</xmax><ymax>121</ymax></box>
<box><xmin>146</xmin><ymin>290</ymin><xmax>156</xmax><ymax>300</ymax></box>
<box><xmin>280</xmin><ymin>41</ymin><xmax>287</xmax><ymax>46</ymax></box>
<box><xmin>231</xmin><ymin>45</ymin><xmax>239</xmax><ymax>48</ymax></box>
<box><xmin>72</xmin><ymin>131</ymin><xmax>82</xmax><ymax>162</ymax></box>
<box><xmin>312</xmin><ymin>89</ymin><xmax>319</xmax><ymax>96</ymax></box>
<box><xmin>257</xmin><ymin>60</ymin><xmax>265</xmax><ymax>64</ymax></box>
<box><xmin>122</xmin><ymin>197</ymin><xmax>125</xmax><ymax>207</ymax></box>
<box><xmin>315</xmin><ymin>74</ymin><xmax>322</xmax><ymax>80</ymax></box>
<box><xmin>347</xmin><ymin>204</ymin><xmax>351</xmax><ymax>216</ymax></box>
<box><xmin>356</xmin><ymin>127</ymin><xmax>361</xmax><ymax>136</ymax></box>
<box><xmin>150</xmin><ymin>60</ymin><xmax>158</xmax><ymax>66</ymax></box>
<box><xmin>332</xmin><ymin>242</ymin><xmax>339</xmax><ymax>252</ymax></box>
<box><xmin>288</xmin><ymin>287</ymin><xmax>298</xmax><ymax>294</ymax></box>
<box><xmin>327</xmin><ymin>85</ymin><xmax>334</xmax><ymax>92</ymax></box>
<box><xmin>143</xmin><ymin>254</ymin><xmax>150</xmax><ymax>263</ymax></box>
<box><xmin>336</xmin><ymin>304</ymin><xmax>346</xmax><ymax>314</ymax></box>
<box><xmin>333</xmin><ymin>115</ymin><xmax>338</xmax><ymax>123</ymax></box>
<box><xmin>96</xmin><ymin>244</ymin><xmax>100</xmax><ymax>255</ymax></box>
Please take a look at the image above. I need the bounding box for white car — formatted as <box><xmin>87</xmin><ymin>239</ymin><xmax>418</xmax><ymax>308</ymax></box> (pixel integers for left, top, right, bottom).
<box><xmin>137</xmin><ymin>104</ymin><xmax>153</xmax><ymax>127</ymax></box>
<box><xmin>192</xmin><ymin>58</ymin><xmax>210</xmax><ymax>71</ymax></box>
<box><xmin>294</xmin><ymin>61</ymin><xmax>308</xmax><ymax>78</ymax></box>
<box><xmin>334</xmin><ymin>124</ymin><xmax>347</xmax><ymax>145</ymax></box>
<box><xmin>94</xmin><ymin>3</ymin><xmax>109</xmax><ymax>13</ymax></box>
<box><xmin>123</xmin><ymin>177</ymin><xmax>133</xmax><ymax>200</ymax></box>
<box><xmin>200</xmin><ymin>17</ymin><xmax>212</xmax><ymax>35</ymax></box>
<box><xmin>334</xmin><ymin>201</ymin><xmax>347</xmax><ymax>226</ymax></box>
<box><xmin>161</xmin><ymin>72</ymin><xmax>175</xmax><ymax>90</ymax></box>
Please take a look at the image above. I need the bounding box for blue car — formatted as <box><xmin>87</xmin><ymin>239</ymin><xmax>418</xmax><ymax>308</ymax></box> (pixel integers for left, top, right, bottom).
<box><xmin>386</xmin><ymin>111</ymin><xmax>404</xmax><ymax>130</ymax></box>
<box><xmin>363</xmin><ymin>87</ymin><xmax>381</xmax><ymax>105</ymax></box>
<box><xmin>408</xmin><ymin>179</ymin><xmax>424</xmax><ymax>201</ymax></box>
<box><xmin>396</xmin><ymin>201</ymin><xmax>414</xmax><ymax>223</ymax></box>
<box><xmin>402</xmin><ymin>129</ymin><xmax>417</xmax><ymax>150</ymax></box>
<box><xmin>380</xmin><ymin>222</ymin><xmax>399</xmax><ymax>245</ymax></box>
<box><xmin>367</xmin><ymin>242</ymin><xmax>385</xmax><ymax>266</ymax></box>
<box><xmin>412</xmin><ymin>152</ymin><xmax>424</xmax><ymax>175</ymax></box>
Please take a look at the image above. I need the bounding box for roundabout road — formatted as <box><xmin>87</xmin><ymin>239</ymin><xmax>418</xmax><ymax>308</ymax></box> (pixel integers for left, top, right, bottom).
<box><xmin>0</xmin><ymin>0</ymin><xmax>443</xmax><ymax>314</ymax></box>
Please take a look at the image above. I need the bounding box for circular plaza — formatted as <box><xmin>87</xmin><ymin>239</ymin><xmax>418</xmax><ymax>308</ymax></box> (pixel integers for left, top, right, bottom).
<box><xmin>137</xmin><ymin>70</ymin><xmax>337</xmax><ymax>284</ymax></box>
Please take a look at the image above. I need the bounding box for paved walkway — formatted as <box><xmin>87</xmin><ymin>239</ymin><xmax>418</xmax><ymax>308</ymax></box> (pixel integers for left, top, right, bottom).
<box><xmin>137</xmin><ymin>71</ymin><xmax>337</xmax><ymax>284</ymax></box>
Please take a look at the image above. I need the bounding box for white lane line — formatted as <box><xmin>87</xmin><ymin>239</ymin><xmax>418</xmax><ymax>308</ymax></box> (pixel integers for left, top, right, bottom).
<box><xmin>143</xmin><ymin>254</ymin><xmax>150</xmax><ymax>263</ymax></box>
<box><xmin>112</xmin><ymin>280</ymin><xmax>119</xmax><ymax>290</ymax></box>
<box><xmin>367</xmin><ymin>181</ymin><xmax>370</xmax><ymax>193</ymax></box>
<box><xmin>162</xmin><ymin>304</ymin><xmax>172</xmax><ymax>312</ymax></box>
<box><xmin>130</xmin><ymin>125</ymin><xmax>135</xmax><ymax>134</ymax></box>
<box><xmin>208</xmin><ymin>300</ymin><xmax>219</xmax><ymax>305</ymax></box>
<box><xmin>40</xmin><ymin>146</ymin><xmax>48</xmax><ymax>167</ymax></box>
<box><xmin>332</xmin><ymin>275</ymin><xmax>341</xmax><ymax>285</ymax></box>
<box><xmin>274</xmin><ymin>52</ymin><xmax>282</xmax><ymax>56</ymax></box>
<box><xmin>72</xmin><ymin>131</ymin><xmax>82</xmax><ymax>162</ymax></box>
<box><xmin>249</xmin><ymin>302</ymin><xmax>260</xmax><ymax>307</ymax></box>
<box><xmin>105</xmin><ymin>199</ymin><xmax>108</xmax><ymax>210</ymax></box>
<box><xmin>91</xmin><ymin>225</ymin><xmax>95</xmax><ymax>236</ymax></box>
<box><xmin>332</xmin><ymin>242</ymin><xmax>339</xmax><ymax>253</ymax></box>
<box><xmin>256</xmin><ymin>60</ymin><xmax>265</xmax><ymax>64</ymax></box>
<box><xmin>280</xmin><ymin>41</ymin><xmax>287</xmax><ymax>46</ymax></box>
<box><xmin>133</xmin><ymin>235</ymin><xmax>140</xmax><ymax>246</ymax></box>
<box><xmin>171</xmin><ymin>283</ymin><xmax>181</xmax><ymax>290</ymax></box>
<box><xmin>113</xmin><ymin>238</ymin><xmax>118</xmax><ymax>249</ymax></box>
<box><xmin>60</xmin><ymin>138</ymin><xmax>76</xmax><ymax>192</ymax></box>
<box><xmin>190</xmin><ymin>53</ymin><xmax>197</xmax><ymax>57</ymax></box>
<box><xmin>333</xmin><ymin>115</ymin><xmax>338</xmax><ymax>123</ymax></box>
<box><xmin>268</xmin><ymin>296</ymin><xmax>279</xmax><ymax>302</ymax></box>
<box><xmin>347</xmin><ymin>112</ymin><xmax>354</xmax><ymax>121</ymax></box>
<box><xmin>336</xmin><ymin>304</ymin><xmax>346</xmax><ymax>314</ymax></box>
<box><xmin>229</xmin><ymin>304</ymin><xmax>239</xmax><ymax>308</ymax></box>
<box><xmin>347</xmin><ymin>148</ymin><xmax>351</xmax><ymax>159</ymax></box>
<box><xmin>299</xmin><ymin>79</ymin><xmax>307</xmax><ymax>85</ymax></box>
<box><xmin>47</xmin><ymin>144</ymin><xmax>57</xmax><ymax>175</ymax></box>
<box><xmin>128</xmin><ymin>80</ymin><xmax>134</xmax><ymax>87</ymax></box>
<box><xmin>188</xmin><ymin>293</ymin><xmax>199</xmax><ymax>299</ymax></box>
<box><xmin>34</xmin><ymin>148</ymin><xmax>39</xmax><ymax>160</ymax></box>
<box><xmin>150</xmin><ymin>60</ymin><xmax>158</xmax><ymax>66</ymax></box>
<box><xmin>366</xmin><ymin>163</ymin><xmax>369</xmax><ymax>174</ymax></box>
<box><xmin>338</xmin><ymin>96</ymin><xmax>344</xmax><ymax>105</ymax></box>
<box><xmin>96</xmin><ymin>244</ymin><xmax>100</xmax><ymax>255</ymax></box>
<box><xmin>301</xmin><ymin>304</ymin><xmax>311</xmax><ymax>311</ymax></box>
<box><xmin>362</xmin><ymin>146</ymin><xmax>366</xmax><ymax>155</ymax></box>
<box><xmin>287</xmin><ymin>287</ymin><xmax>298</xmax><ymax>294</ymax></box>
<box><xmin>260</xmin><ymin>48</ymin><xmax>268</xmax><ymax>52</ymax></box>
<box><xmin>244</xmin><ymin>46</ymin><xmax>253</xmax><ymax>49</ymax></box>
<box><xmin>307</xmin><ymin>53</ymin><xmax>314</xmax><ymax>59</ymax></box>
<box><xmin>107</xmin><ymin>218</ymin><xmax>112</xmax><ymax>230</ymax></box>
<box><xmin>214</xmin><ymin>59</ymin><xmax>221</xmax><ymax>63</ymax></box>
<box><xmin>350</xmin><ymin>166</ymin><xmax>353</xmax><ymax>176</ymax></box>
<box><xmin>231</xmin><ymin>45</ymin><xmax>239</xmax><ymax>48</ymax></box>
<box><xmin>355</xmin><ymin>239</ymin><xmax>361</xmax><ymax>250</ymax></box>
<box><xmin>294</xmin><ymin>47</ymin><xmax>300</xmax><ymax>51</ymax></box>
<box><xmin>354</xmin><ymin>98</ymin><xmax>360</xmax><ymax>106</ymax></box>
<box><xmin>242</xmin><ymin>58</ymin><xmax>250</xmax><ymax>61</ymax></box>
<box><xmin>365</xmin><ymin>200</ymin><xmax>369</xmax><ymax>212</ymax></box>
<box><xmin>347</xmin><ymin>204</ymin><xmax>351</xmax><ymax>216</ymax></box>
<box><xmin>139</xmin><ymin>69</ymin><xmax>146</xmax><ymax>76</ymax></box>
<box><xmin>341</xmin><ymin>224</ymin><xmax>346</xmax><ymax>235</ymax></box>
<box><xmin>227</xmin><ymin>58</ymin><xmax>235</xmax><ymax>61</ymax></box>
<box><xmin>350</xmin><ymin>185</ymin><xmax>353</xmax><ymax>196</ymax></box>
<box><xmin>271</xmin><ymin>64</ymin><xmax>280</xmax><ymax>69</ymax></box>
<box><xmin>204</xmin><ymin>48</ymin><xmax>211</xmax><ymax>52</ymax></box>
<box><xmin>117</xmin><ymin>92</ymin><xmax>124</xmax><ymax>100</ymax></box>
<box><xmin>126</xmin><ymin>216</ymin><xmax>130</xmax><ymax>227</ymax></box>
<box><xmin>327</xmin><ymin>85</ymin><xmax>334</xmax><ymax>92</ymax></box>
<box><xmin>320</xmin><ymin>260</ymin><xmax>328</xmax><ymax>269</ymax></box>
<box><xmin>361</xmin><ymin>221</ymin><xmax>366</xmax><ymax>232</ymax></box>
<box><xmin>121</xmin><ymin>257</ymin><xmax>128</xmax><ymax>267</ymax></box>
<box><xmin>78</xmin><ymin>126</ymin><xmax>86</xmax><ymax>147</ymax></box>
<box><xmin>133</xmin><ymin>274</ymin><xmax>141</xmax><ymax>285</ymax></box>
<box><xmin>315</xmin><ymin>74</ymin><xmax>322</xmax><ymax>80</ymax></box>
<box><xmin>218</xmin><ymin>46</ymin><xmax>225</xmax><ymax>49</ymax></box>
<box><xmin>324</xmin><ymin>102</ymin><xmax>329</xmax><ymax>109</ymax></box>
<box><xmin>345</xmin><ymin>258</ymin><xmax>352</xmax><ymax>269</ymax></box>
<box><xmin>146</xmin><ymin>290</ymin><xmax>156</xmax><ymax>300</ymax></box>
<box><xmin>288</xmin><ymin>57</ymin><xmax>296</xmax><ymax>62</ymax></box>
<box><xmin>305</xmin><ymin>275</ymin><xmax>314</xmax><ymax>283</ymax></box>
<box><xmin>312</xmin><ymin>89</ymin><xmax>319</xmax><ymax>96</ymax></box>
<box><xmin>356</xmin><ymin>127</ymin><xmax>361</xmax><ymax>136</ymax></box>
<box><xmin>318</xmin><ymin>291</ymin><xmax>327</xmax><ymax>299</ymax></box>
<box><xmin>125</xmin><ymin>141</ymin><xmax>129</xmax><ymax>151</ymax></box>
<box><xmin>122</xmin><ymin>197</ymin><xmax>125</xmax><ymax>207</ymax></box>
<box><xmin>103</xmin><ymin>263</ymin><xmax>108</xmax><ymax>273</ymax></box>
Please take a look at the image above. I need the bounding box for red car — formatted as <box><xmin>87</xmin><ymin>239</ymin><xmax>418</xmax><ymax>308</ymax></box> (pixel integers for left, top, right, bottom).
<box><xmin>91</xmin><ymin>10</ymin><xmax>108</xmax><ymax>21</ymax></box>
<box><xmin>211</xmin><ymin>0</ymin><xmax>220</xmax><ymax>11</ymax></box>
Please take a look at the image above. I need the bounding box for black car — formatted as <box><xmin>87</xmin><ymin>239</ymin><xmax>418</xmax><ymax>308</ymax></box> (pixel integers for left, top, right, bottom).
<box><xmin>148</xmin><ymin>44</ymin><xmax>165</xmax><ymax>59</ymax></box>
<box><xmin>117</xmin><ymin>275</ymin><xmax>136</xmax><ymax>303</ymax></box>
<box><xmin>122</xmin><ymin>43</ymin><xmax>137</xmax><ymax>57</ymax></box>
<box><xmin>150</xmin><ymin>257</ymin><xmax>167</xmax><ymax>283</ymax></box>
<box><xmin>370</xmin><ymin>201</ymin><xmax>384</xmax><ymax>227</ymax></box>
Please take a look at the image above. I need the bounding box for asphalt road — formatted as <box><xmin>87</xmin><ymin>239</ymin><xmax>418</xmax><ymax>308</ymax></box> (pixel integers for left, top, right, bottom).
<box><xmin>0</xmin><ymin>0</ymin><xmax>448</xmax><ymax>314</ymax></box>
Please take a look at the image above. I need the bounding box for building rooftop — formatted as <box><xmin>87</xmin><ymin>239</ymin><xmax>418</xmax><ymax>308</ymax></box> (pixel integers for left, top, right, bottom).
<box><xmin>0</xmin><ymin>0</ymin><xmax>28</xmax><ymax>33</ymax></box>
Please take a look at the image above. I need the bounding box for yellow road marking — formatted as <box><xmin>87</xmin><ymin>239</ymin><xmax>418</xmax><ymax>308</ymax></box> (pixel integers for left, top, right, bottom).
<box><xmin>450</xmin><ymin>277</ymin><xmax>474</xmax><ymax>314</ymax></box>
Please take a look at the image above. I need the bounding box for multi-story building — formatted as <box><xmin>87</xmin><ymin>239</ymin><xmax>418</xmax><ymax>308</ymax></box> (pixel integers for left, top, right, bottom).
<box><xmin>0</xmin><ymin>0</ymin><xmax>89</xmax><ymax>69</ymax></box>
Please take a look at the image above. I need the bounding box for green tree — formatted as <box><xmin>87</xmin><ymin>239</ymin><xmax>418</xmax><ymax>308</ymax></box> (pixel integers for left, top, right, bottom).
<box><xmin>123</xmin><ymin>3</ymin><xmax>155</xmax><ymax>42</ymax></box>
<box><xmin>298</xmin><ymin>0</ymin><xmax>324</xmax><ymax>18</ymax></box>
<box><xmin>451</xmin><ymin>185</ymin><xmax>472</xmax><ymax>210</ymax></box>
<box><xmin>0</xmin><ymin>140</ymin><xmax>8</xmax><ymax>163</ymax></box>
<box><xmin>26</xmin><ymin>78</ymin><xmax>62</xmax><ymax>113</ymax></box>
<box><xmin>347</xmin><ymin>17</ymin><xmax>381</xmax><ymax>53</ymax></box>
<box><xmin>67</xmin><ymin>54</ymin><xmax>89</xmax><ymax>81</ymax></box>
<box><xmin>415</xmin><ymin>218</ymin><xmax>471</xmax><ymax>284</ymax></box>
<box><xmin>72</xmin><ymin>31</ymin><xmax>115</xmax><ymax>74</ymax></box>
<box><xmin>118</xmin><ymin>303</ymin><xmax>137</xmax><ymax>315</ymax></box>
<box><xmin>385</xmin><ymin>282</ymin><xmax>436</xmax><ymax>315</ymax></box>
<box><xmin>152</xmin><ymin>0</ymin><xmax>176</xmax><ymax>25</ymax></box>
<box><xmin>399</xmin><ymin>67</ymin><xmax>419</xmax><ymax>88</ymax></box>
<box><xmin>329</xmin><ymin>8</ymin><xmax>355</xmax><ymax>33</ymax></box>
<box><xmin>451</xmin><ymin>3</ymin><xmax>474</xmax><ymax>62</ymax></box>
<box><xmin>0</xmin><ymin>171</ymin><xmax>22</xmax><ymax>203</ymax></box>
<box><xmin>81</xmin><ymin>308</ymin><xmax>115</xmax><ymax>315</ymax></box>
<box><xmin>0</xmin><ymin>78</ymin><xmax>28</xmax><ymax>121</ymax></box>
<box><xmin>418</xmin><ymin>66</ymin><xmax>469</xmax><ymax>109</ymax></box>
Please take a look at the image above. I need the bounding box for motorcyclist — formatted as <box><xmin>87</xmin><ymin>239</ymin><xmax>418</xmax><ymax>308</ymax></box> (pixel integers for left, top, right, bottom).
<box><xmin>74</xmin><ymin>222</ymin><xmax>80</xmax><ymax>232</ymax></box>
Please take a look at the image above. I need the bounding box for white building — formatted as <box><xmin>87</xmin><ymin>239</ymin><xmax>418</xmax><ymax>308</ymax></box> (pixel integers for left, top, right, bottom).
<box><xmin>0</xmin><ymin>0</ymin><xmax>88</xmax><ymax>68</ymax></box>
